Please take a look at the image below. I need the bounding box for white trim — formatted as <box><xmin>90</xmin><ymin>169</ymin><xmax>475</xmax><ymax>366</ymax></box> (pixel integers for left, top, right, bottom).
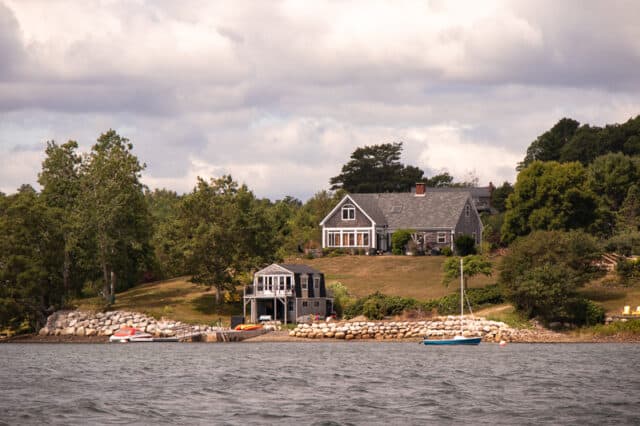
<box><xmin>323</xmin><ymin>227</ymin><xmax>374</xmax><ymax>248</ymax></box>
<box><xmin>319</xmin><ymin>195</ymin><xmax>377</xmax><ymax>227</ymax></box>
<box><xmin>341</xmin><ymin>204</ymin><xmax>356</xmax><ymax>221</ymax></box>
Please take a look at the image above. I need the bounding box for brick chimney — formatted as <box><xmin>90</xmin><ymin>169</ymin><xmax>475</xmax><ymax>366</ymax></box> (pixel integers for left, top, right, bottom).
<box><xmin>415</xmin><ymin>182</ymin><xmax>426</xmax><ymax>196</ymax></box>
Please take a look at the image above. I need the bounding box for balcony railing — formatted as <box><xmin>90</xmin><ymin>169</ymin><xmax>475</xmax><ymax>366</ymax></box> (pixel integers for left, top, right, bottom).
<box><xmin>244</xmin><ymin>285</ymin><xmax>293</xmax><ymax>297</ymax></box>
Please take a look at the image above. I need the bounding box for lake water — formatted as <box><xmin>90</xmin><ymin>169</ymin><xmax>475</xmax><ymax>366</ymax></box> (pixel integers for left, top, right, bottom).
<box><xmin>1</xmin><ymin>342</ymin><xmax>639</xmax><ymax>425</ymax></box>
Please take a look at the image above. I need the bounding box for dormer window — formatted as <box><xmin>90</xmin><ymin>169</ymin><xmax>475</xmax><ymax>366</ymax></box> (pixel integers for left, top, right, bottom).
<box><xmin>342</xmin><ymin>204</ymin><xmax>355</xmax><ymax>220</ymax></box>
<box><xmin>465</xmin><ymin>204</ymin><xmax>471</xmax><ymax>217</ymax></box>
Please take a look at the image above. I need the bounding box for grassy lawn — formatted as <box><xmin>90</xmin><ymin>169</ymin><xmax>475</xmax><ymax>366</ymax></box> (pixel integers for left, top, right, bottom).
<box><xmin>74</xmin><ymin>277</ymin><xmax>240</xmax><ymax>326</ymax></box>
<box><xmin>288</xmin><ymin>254</ymin><xmax>500</xmax><ymax>300</ymax></box>
<box><xmin>579</xmin><ymin>275</ymin><xmax>640</xmax><ymax>316</ymax></box>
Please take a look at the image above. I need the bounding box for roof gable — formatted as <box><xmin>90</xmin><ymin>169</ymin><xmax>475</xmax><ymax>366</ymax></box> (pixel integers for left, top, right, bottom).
<box><xmin>319</xmin><ymin>194</ymin><xmax>377</xmax><ymax>226</ymax></box>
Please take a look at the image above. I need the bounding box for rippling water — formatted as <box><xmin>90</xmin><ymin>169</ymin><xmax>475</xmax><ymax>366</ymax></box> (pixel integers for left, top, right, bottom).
<box><xmin>1</xmin><ymin>342</ymin><xmax>639</xmax><ymax>425</ymax></box>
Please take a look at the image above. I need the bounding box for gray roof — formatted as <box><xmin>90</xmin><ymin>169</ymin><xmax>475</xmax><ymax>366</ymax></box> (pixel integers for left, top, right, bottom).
<box><xmin>349</xmin><ymin>190</ymin><xmax>473</xmax><ymax>229</ymax></box>
<box><xmin>278</xmin><ymin>264</ymin><xmax>322</xmax><ymax>275</ymax></box>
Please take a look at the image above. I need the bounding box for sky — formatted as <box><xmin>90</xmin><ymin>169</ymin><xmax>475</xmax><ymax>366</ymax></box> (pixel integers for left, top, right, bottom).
<box><xmin>1</xmin><ymin>0</ymin><xmax>639</xmax><ymax>201</ymax></box>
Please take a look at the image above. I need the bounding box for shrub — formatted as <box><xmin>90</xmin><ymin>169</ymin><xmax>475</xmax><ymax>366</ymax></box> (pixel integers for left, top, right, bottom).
<box><xmin>391</xmin><ymin>229</ymin><xmax>415</xmax><ymax>255</ymax></box>
<box><xmin>328</xmin><ymin>282</ymin><xmax>353</xmax><ymax>318</ymax></box>
<box><xmin>616</xmin><ymin>258</ymin><xmax>640</xmax><ymax>284</ymax></box>
<box><xmin>441</xmin><ymin>246</ymin><xmax>453</xmax><ymax>256</ymax></box>
<box><xmin>454</xmin><ymin>234</ymin><xmax>477</xmax><ymax>256</ymax></box>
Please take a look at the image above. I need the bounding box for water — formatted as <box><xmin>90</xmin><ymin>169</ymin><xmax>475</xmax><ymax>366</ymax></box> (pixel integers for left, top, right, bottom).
<box><xmin>1</xmin><ymin>342</ymin><xmax>639</xmax><ymax>425</ymax></box>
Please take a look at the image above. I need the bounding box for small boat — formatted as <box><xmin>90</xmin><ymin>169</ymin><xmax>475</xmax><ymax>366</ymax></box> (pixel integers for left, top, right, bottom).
<box><xmin>234</xmin><ymin>323</ymin><xmax>263</xmax><ymax>331</ymax></box>
<box><xmin>423</xmin><ymin>258</ymin><xmax>481</xmax><ymax>346</ymax></box>
<box><xmin>109</xmin><ymin>327</ymin><xmax>154</xmax><ymax>343</ymax></box>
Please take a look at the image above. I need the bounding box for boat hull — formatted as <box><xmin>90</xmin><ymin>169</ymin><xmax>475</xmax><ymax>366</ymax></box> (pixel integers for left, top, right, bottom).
<box><xmin>422</xmin><ymin>337</ymin><xmax>481</xmax><ymax>345</ymax></box>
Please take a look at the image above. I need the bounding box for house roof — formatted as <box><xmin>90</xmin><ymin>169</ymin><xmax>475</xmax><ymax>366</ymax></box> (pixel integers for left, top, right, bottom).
<box><xmin>254</xmin><ymin>263</ymin><xmax>323</xmax><ymax>276</ymax></box>
<box><xmin>347</xmin><ymin>190</ymin><xmax>473</xmax><ymax>230</ymax></box>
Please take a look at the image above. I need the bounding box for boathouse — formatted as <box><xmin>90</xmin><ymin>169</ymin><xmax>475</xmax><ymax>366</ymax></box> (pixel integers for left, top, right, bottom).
<box><xmin>243</xmin><ymin>264</ymin><xmax>333</xmax><ymax>324</ymax></box>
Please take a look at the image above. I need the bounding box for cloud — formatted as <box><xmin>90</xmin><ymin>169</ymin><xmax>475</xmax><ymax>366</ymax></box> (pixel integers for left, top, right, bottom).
<box><xmin>0</xmin><ymin>0</ymin><xmax>639</xmax><ymax>199</ymax></box>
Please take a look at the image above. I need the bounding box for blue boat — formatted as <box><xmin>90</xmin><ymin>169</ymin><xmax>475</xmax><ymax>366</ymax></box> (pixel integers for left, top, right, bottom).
<box><xmin>423</xmin><ymin>258</ymin><xmax>482</xmax><ymax>346</ymax></box>
<box><xmin>423</xmin><ymin>336</ymin><xmax>481</xmax><ymax>345</ymax></box>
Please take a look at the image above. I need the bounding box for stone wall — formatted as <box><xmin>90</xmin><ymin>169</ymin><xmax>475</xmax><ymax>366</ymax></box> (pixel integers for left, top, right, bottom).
<box><xmin>290</xmin><ymin>316</ymin><xmax>514</xmax><ymax>342</ymax></box>
<box><xmin>38</xmin><ymin>310</ymin><xmax>223</xmax><ymax>338</ymax></box>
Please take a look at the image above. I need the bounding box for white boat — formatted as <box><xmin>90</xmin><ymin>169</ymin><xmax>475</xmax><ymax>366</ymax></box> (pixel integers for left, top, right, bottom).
<box><xmin>109</xmin><ymin>327</ymin><xmax>154</xmax><ymax>343</ymax></box>
<box><xmin>423</xmin><ymin>257</ymin><xmax>481</xmax><ymax>346</ymax></box>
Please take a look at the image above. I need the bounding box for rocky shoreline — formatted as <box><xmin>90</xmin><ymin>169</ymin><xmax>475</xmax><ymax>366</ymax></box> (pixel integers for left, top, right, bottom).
<box><xmin>2</xmin><ymin>310</ymin><xmax>639</xmax><ymax>343</ymax></box>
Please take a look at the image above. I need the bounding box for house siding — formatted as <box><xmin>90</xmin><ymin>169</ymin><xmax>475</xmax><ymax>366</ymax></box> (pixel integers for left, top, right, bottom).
<box><xmin>324</xmin><ymin>198</ymin><xmax>372</xmax><ymax>228</ymax></box>
<box><xmin>454</xmin><ymin>200</ymin><xmax>483</xmax><ymax>243</ymax></box>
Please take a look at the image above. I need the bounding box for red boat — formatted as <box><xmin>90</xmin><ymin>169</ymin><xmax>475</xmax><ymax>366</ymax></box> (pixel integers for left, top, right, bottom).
<box><xmin>109</xmin><ymin>327</ymin><xmax>154</xmax><ymax>343</ymax></box>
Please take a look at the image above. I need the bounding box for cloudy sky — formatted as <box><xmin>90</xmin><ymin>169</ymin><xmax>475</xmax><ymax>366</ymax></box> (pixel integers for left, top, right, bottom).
<box><xmin>1</xmin><ymin>0</ymin><xmax>639</xmax><ymax>200</ymax></box>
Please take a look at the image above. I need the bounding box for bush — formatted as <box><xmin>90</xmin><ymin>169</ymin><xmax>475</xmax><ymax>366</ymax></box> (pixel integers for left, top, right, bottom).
<box><xmin>616</xmin><ymin>258</ymin><xmax>640</xmax><ymax>284</ymax></box>
<box><xmin>328</xmin><ymin>282</ymin><xmax>353</xmax><ymax>318</ymax></box>
<box><xmin>440</xmin><ymin>246</ymin><xmax>453</xmax><ymax>256</ymax></box>
<box><xmin>430</xmin><ymin>284</ymin><xmax>504</xmax><ymax>315</ymax></box>
<box><xmin>454</xmin><ymin>234</ymin><xmax>477</xmax><ymax>256</ymax></box>
<box><xmin>604</xmin><ymin>232</ymin><xmax>640</xmax><ymax>256</ymax></box>
<box><xmin>391</xmin><ymin>229</ymin><xmax>415</xmax><ymax>255</ymax></box>
<box><xmin>344</xmin><ymin>292</ymin><xmax>421</xmax><ymax>319</ymax></box>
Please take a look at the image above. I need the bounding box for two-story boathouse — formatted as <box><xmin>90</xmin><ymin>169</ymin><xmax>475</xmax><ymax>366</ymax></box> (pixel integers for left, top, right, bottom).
<box><xmin>243</xmin><ymin>264</ymin><xmax>333</xmax><ymax>324</ymax></box>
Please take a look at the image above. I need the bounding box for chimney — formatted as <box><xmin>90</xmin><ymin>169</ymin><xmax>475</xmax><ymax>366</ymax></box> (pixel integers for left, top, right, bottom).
<box><xmin>415</xmin><ymin>182</ymin><xmax>426</xmax><ymax>197</ymax></box>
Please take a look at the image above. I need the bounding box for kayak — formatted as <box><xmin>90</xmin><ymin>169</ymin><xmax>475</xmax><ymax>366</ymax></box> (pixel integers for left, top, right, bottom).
<box><xmin>234</xmin><ymin>324</ymin><xmax>263</xmax><ymax>331</ymax></box>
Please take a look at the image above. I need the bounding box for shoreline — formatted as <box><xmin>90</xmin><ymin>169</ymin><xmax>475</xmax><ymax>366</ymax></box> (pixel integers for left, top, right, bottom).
<box><xmin>4</xmin><ymin>330</ymin><xmax>639</xmax><ymax>344</ymax></box>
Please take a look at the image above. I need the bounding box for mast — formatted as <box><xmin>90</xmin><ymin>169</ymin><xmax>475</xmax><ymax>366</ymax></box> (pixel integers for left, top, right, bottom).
<box><xmin>460</xmin><ymin>257</ymin><xmax>464</xmax><ymax>335</ymax></box>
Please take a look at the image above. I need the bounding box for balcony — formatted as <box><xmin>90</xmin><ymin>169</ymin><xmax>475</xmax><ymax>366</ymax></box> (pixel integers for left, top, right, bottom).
<box><xmin>244</xmin><ymin>285</ymin><xmax>293</xmax><ymax>298</ymax></box>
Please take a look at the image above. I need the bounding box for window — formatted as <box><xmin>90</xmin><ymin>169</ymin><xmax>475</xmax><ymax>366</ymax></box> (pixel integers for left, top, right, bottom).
<box><xmin>328</xmin><ymin>231</ymin><xmax>340</xmax><ymax>247</ymax></box>
<box><xmin>342</xmin><ymin>204</ymin><xmax>355</xmax><ymax>220</ymax></box>
<box><xmin>465</xmin><ymin>204</ymin><xmax>471</xmax><ymax>217</ymax></box>
<box><xmin>314</xmin><ymin>276</ymin><xmax>320</xmax><ymax>290</ymax></box>
<box><xmin>437</xmin><ymin>232</ymin><xmax>446</xmax><ymax>244</ymax></box>
<box><xmin>302</xmin><ymin>301</ymin><xmax>308</xmax><ymax>307</ymax></box>
<box><xmin>279</xmin><ymin>276</ymin><xmax>285</xmax><ymax>291</ymax></box>
<box><xmin>301</xmin><ymin>275</ymin><xmax>308</xmax><ymax>290</ymax></box>
<box><xmin>342</xmin><ymin>232</ymin><xmax>355</xmax><ymax>246</ymax></box>
<box><xmin>286</xmin><ymin>276</ymin><xmax>292</xmax><ymax>290</ymax></box>
<box><xmin>314</xmin><ymin>301</ymin><xmax>320</xmax><ymax>307</ymax></box>
<box><xmin>357</xmin><ymin>231</ymin><xmax>369</xmax><ymax>246</ymax></box>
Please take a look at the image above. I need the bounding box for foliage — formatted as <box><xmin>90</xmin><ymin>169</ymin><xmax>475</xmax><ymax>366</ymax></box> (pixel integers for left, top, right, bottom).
<box><xmin>501</xmin><ymin>161</ymin><xmax>599</xmax><ymax>243</ymax></box>
<box><xmin>79</xmin><ymin>130</ymin><xmax>152</xmax><ymax>302</ymax></box>
<box><xmin>616</xmin><ymin>185</ymin><xmax>640</xmax><ymax>233</ymax></box>
<box><xmin>327</xmin><ymin>282</ymin><xmax>353</xmax><ymax>318</ymax></box>
<box><xmin>589</xmin><ymin>319</ymin><xmax>640</xmax><ymax>336</ymax></box>
<box><xmin>604</xmin><ymin>232</ymin><xmax>640</xmax><ymax>256</ymax></box>
<box><xmin>499</xmin><ymin>230</ymin><xmax>603</xmax><ymax>324</ymax></box>
<box><xmin>587</xmin><ymin>153</ymin><xmax>640</xmax><ymax>212</ymax></box>
<box><xmin>442</xmin><ymin>255</ymin><xmax>492</xmax><ymax>288</ymax></box>
<box><xmin>391</xmin><ymin>229</ymin><xmax>415</xmax><ymax>255</ymax></box>
<box><xmin>481</xmin><ymin>212</ymin><xmax>504</xmax><ymax>249</ymax></box>
<box><xmin>440</xmin><ymin>246</ymin><xmax>453</xmax><ymax>256</ymax></box>
<box><xmin>344</xmin><ymin>292</ymin><xmax>420</xmax><ymax>320</ymax></box>
<box><xmin>616</xmin><ymin>258</ymin><xmax>640</xmax><ymax>284</ymax></box>
<box><xmin>426</xmin><ymin>284</ymin><xmax>504</xmax><ymax>315</ymax></box>
<box><xmin>173</xmin><ymin>176</ymin><xmax>281</xmax><ymax>303</ymax></box>
<box><xmin>329</xmin><ymin>142</ymin><xmax>424</xmax><ymax>193</ymax></box>
<box><xmin>490</xmin><ymin>181</ymin><xmax>514</xmax><ymax>213</ymax></box>
<box><xmin>518</xmin><ymin>115</ymin><xmax>640</xmax><ymax>169</ymax></box>
<box><xmin>454</xmin><ymin>234</ymin><xmax>477</xmax><ymax>256</ymax></box>
<box><xmin>0</xmin><ymin>187</ymin><xmax>64</xmax><ymax>330</ymax></box>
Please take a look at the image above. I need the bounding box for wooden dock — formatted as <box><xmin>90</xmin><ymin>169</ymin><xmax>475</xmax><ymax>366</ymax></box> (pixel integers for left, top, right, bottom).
<box><xmin>177</xmin><ymin>328</ymin><xmax>269</xmax><ymax>342</ymax></box>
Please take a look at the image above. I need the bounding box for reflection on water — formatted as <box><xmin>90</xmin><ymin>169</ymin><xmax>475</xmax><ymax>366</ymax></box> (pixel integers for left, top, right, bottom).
<box><xmin>1</xmin><ymin>342</ymin><xmax>639</xmax><ymax>425</ymax></box>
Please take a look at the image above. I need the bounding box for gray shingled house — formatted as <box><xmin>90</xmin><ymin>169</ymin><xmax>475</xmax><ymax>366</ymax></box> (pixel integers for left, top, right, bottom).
<box><xmin>319</xmin><ymin>183</ymin><xmax>483</xmax><ymax>253</ymax></box>
<box><xmin>243</xmin><ymin>264</ymin><xmax>333</xmax><ymax>324</ymax></box>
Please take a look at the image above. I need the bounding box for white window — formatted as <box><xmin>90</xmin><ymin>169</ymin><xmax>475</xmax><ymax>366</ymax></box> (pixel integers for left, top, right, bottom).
<box><xmin>279</xmin><ymin>276</ymin><xmax>285</xmax><ymax>291</ymax></box>
<box><xmin>328</xmin><ymin>231</ymin><xmax>340</xmax><ymax>247</ymax></box>
<box><xmin>314</xmin><ymin>276</ymin><xmax>320</xmax><ymax>290</ymax></box>
<box><xmin>437</xmin><ymin>232</ymin><xmax>447</xmax><ymax>244</ymax></box>
<box><xmin>357</xmin><ymin>231</ymin><xmax>370</xmax><ymax>247</ymax></box>
<box><xmin>342</xmin><ymin>231</ymin><xmax>355</xmax><ymax>246</ymax></box>
<box><xmin>342</xmin><ymin>204</ymin><xmax>355</xmax><ymax>220</ymax></box>
<box><xmin>301</xmin><ymin>275</ymin><xmax>308</xmax><ymax>290</ymax></box>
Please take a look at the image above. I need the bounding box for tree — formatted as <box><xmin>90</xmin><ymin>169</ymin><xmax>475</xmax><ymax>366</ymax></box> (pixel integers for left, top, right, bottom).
<box><xmin>442</xmin><ymin>255</ymin><xmax>492</xmax><ymax>288</ymax></box>
<box><xmin>38</xmin><ymin>140</ymin><xmax>83</xmax><ymax>299</ymax></box>
<box><xmin>490</xmin><ymin>181</ymin><xmax>513</xmax><ymax>213</ymax></box>
<box><xmin>425</xmin><ymin>172</ymin><xmax>455</xmax><ymax>187</ymax></box>
<box><xmin>177</xmin><ymin>176</ymin><xmax>280</xmax><ymax>304</ymax></box>
<box><xmin>79</xmin><ymin>130</ymin><xmax>151</xmax><ymax>303</ymax></box>
<box><xmin>616</xmin><ymin>185</ymin><xmax>640</xmax><ymax>233</ymax></box>
<box><xmin>330</xmin><ymin>142</ymin><xmax>424</xmax><ymax>193</ymax></box>
<box><xmin>501</xmin><ymin>161</ymin><xmax>599</xmax><ymax>243</ymax></box>
<box><xmin>499</xmin><ymin>230</ymin><xmax>602</xmax><ymax>323</ymax></box>
<box><xmin>0</xmin><ymin>186</ymin><xmax>64</xmax><ymax>330</ymax></box>
<box><xmin>454</xmin><ymin>234</ymin><xmax>477</xmax><ymax>256</ymax></box>
<box><xmin>588</xmin><ymin>153</ymin><xmax>640</xmax><ymax>212</ymax></box>
<box><xmin>518</xmin><ymin>118</ymin><xmax>579</xmax><ymax>170</ymax></box>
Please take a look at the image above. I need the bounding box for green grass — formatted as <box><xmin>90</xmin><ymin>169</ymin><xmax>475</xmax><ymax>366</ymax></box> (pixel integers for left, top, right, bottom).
<box><xmin>289</xmin><ymin>254</ymin><xmax>500</xmax><ymax>299</ymax></box>
<box><xmin>74</xmin><ymin>276</ymin><xmax>240</xmax><ymax>326</ymax></box>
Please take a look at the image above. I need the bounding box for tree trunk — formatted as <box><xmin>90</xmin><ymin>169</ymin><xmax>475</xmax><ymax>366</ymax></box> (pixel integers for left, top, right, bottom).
<box><xmin>102</xmin><ymin>263</ymin><xmax>110</xmax><ymax>302</ymax></box>
<box><xmin>63</xmin><ymin>249</ymin><xmax>71</xmax><ymax>297</ymax></box>
<box><xmin>215</xmin><ymin>285</ymin><xmax>222</xmax><ymax>304</ymax></box>
<box><xmin>110</xmin><ymin>271</ymin><xmax>116</xmax><ymax>300</ymax></box>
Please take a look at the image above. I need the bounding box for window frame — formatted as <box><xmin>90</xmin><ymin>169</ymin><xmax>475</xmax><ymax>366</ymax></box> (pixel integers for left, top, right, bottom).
<box><xmin>437</xmin><ymin>232</ymin><xmax>447</xmax><ymax>244</ymax></box>
<box><xmin>341</xmin><ymin>204</ymin><xmax>356</xmax><ymax>221</ymax></box>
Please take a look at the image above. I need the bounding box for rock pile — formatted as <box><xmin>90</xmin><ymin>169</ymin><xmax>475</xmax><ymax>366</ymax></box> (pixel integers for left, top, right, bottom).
<box><xmin>289</xmin><ymin>316</ymin><xmax>514</xmax><ymax>342</ymax></box>
<box><xmin>38</xmin><ymin>310</ymin><xmax>223</xmax><ymax>338</ymax></box>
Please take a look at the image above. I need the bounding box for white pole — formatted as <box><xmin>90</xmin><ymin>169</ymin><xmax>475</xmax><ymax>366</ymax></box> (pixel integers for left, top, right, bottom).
<box><xmin>460</xmin><ymin>257</ymin><xmax>464</xmax><ymax>335</ymax></box>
